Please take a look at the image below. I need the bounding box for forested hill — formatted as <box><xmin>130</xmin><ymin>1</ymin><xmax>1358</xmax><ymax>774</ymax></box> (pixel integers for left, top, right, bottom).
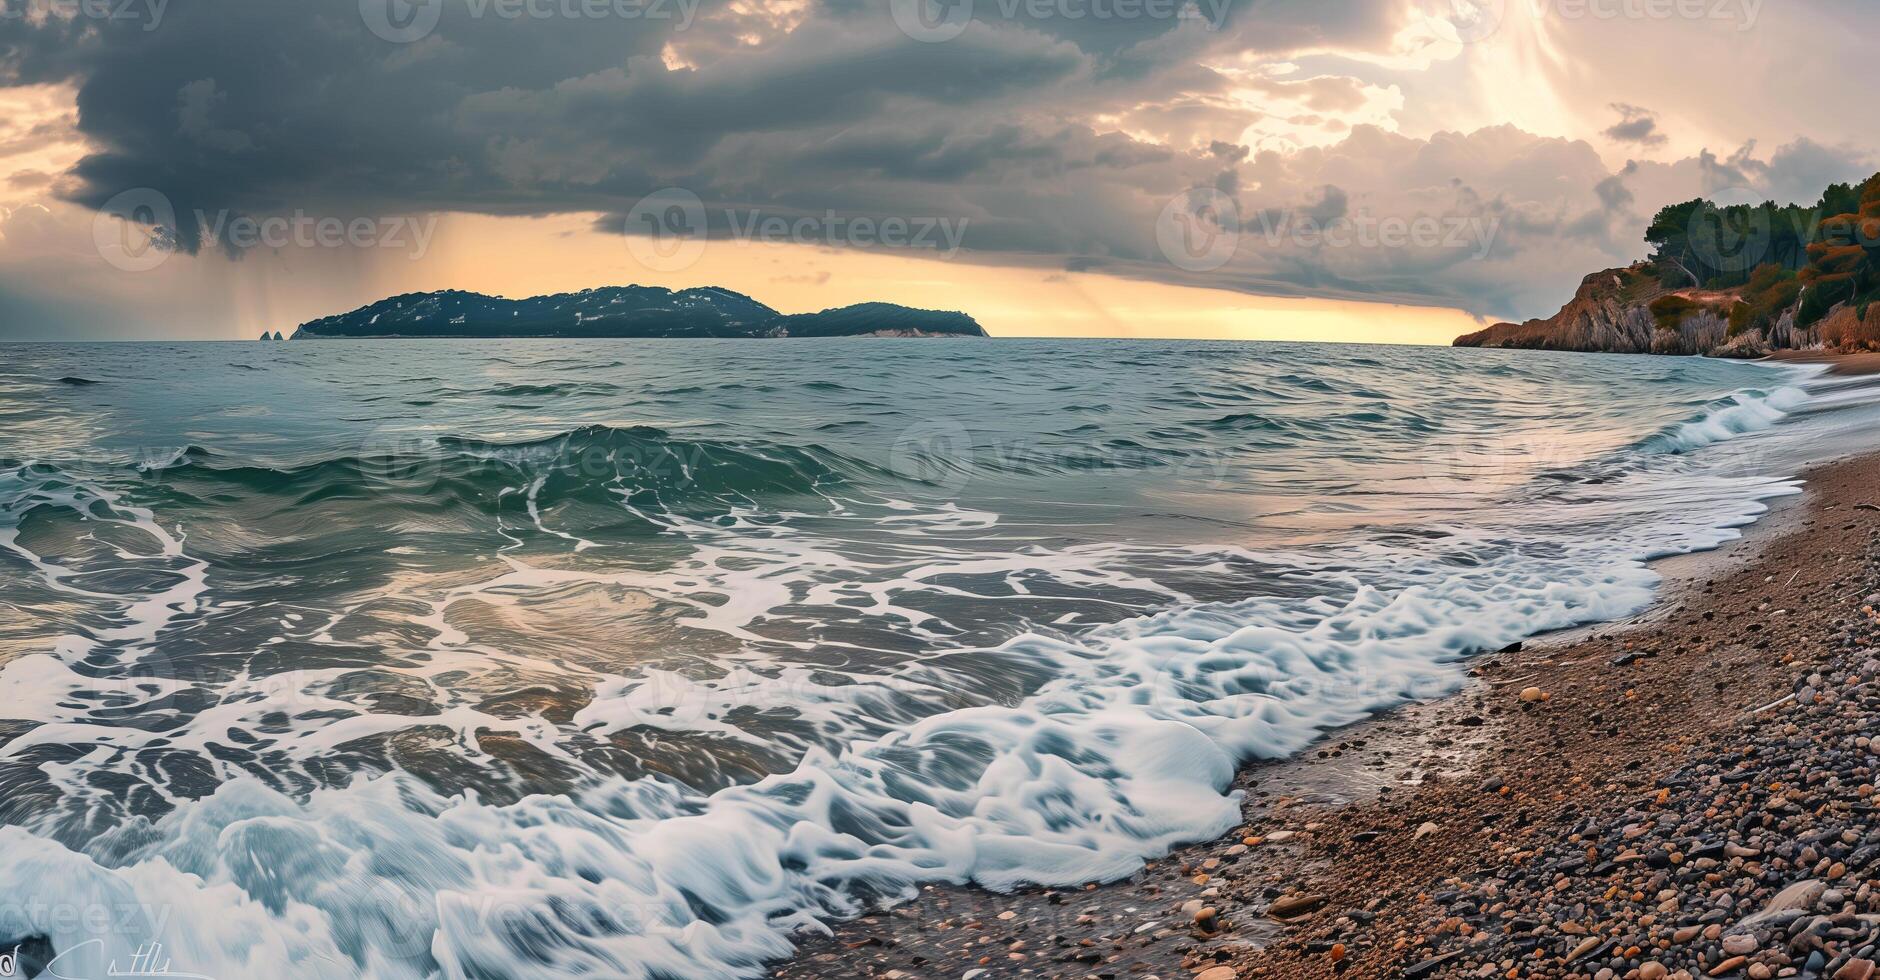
<box><xmin>288</xmin><ymin>287</ymin><xmax>989</xmax><ymax>340</ymax></box>
<box><xmin>1458</xmin><ymin>174</ymin><xmax>1880</xmax><ymax>355</ymax></box>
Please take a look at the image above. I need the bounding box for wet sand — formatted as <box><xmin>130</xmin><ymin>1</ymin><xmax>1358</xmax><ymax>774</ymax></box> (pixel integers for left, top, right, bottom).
<box><xmin>1766</xmin><ymin>349</ymin><xmax>1880</xmax><ymax>376</ymax></box>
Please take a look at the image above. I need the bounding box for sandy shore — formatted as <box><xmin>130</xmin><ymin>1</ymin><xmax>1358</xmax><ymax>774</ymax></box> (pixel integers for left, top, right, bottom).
<box><xmin>772</xmin><ymin>443</ymin><xmax>1880</xmax><ymax>977</ymax></box>
<box><xmin>1766</xmin><ymin>350</ymin><xmax>1880</xmax><ymax>376</ymax></box>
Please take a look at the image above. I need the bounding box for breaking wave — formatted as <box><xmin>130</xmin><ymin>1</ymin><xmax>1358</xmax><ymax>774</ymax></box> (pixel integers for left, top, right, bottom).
<box><xmin>0</xmin><ymin>339</ymin><xmax>1858</xmax><ymax>978</ymax></box>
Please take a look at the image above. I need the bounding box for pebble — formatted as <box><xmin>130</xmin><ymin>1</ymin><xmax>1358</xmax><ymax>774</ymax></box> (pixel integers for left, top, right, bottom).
<box><xmin>1837</xmin><ymin>960</ymin><xmax>1878</xmax><ymax>980</ymax></box>
<box><xmin>1266</xmin><ymin>894</ymin><xmax>1326</xmax><ymax>919</ymax></box>
<box><xmin>1230</xmin><ymin>536</ymin><xmax>1880</xmax><ymax>980</ymax></box>
<box><xmin>779</xmin><ymin>524</ymin><xmax>1880</xmax><ymax>980</ymax></box>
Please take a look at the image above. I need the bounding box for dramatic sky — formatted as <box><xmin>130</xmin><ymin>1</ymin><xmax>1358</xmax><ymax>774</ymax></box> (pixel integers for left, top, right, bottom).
<box><xmin>0</xmin><ymin>0</ymin><xmax>1875</xmax><ymax>341</ymax></box>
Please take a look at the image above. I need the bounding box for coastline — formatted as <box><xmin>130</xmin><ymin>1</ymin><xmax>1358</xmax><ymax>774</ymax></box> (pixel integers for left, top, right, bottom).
<box><xmin>1767</xmin><ymin>350</ymin><xmax>1880</xmax><ymax>376</ymax></box>
<box><xmin>773</xmin><ymin>370</ymin><xmax>1880</xmax><ymax>980</ymax></box>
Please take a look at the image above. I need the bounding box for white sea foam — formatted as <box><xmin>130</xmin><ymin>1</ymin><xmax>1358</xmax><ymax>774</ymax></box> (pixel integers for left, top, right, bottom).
<box><xmin>1638</xmin><ymin>384</ymin><xmax>1808</xmax><ymax>455</ymax></box>
<box><xmin>0</xmin><ymin>369</ymin><xmax>1832</xmax><ymax>978</ymax></box>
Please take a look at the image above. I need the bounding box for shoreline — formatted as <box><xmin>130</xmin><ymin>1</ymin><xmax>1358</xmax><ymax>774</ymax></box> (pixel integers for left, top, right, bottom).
<box><xmin>1766</xmin><ymin>350</ymin><xmax>1880</xmax><ymax>376</ymax></box>
<box><xmin>773</xmin><ymin>381</ymin><xmax>1880</xmax><ymax>980</ymax></box>
<box><xmin>1211</xmin><ymin>449</ymin><xmax>1880</xmax><ymax>980</ymax></box>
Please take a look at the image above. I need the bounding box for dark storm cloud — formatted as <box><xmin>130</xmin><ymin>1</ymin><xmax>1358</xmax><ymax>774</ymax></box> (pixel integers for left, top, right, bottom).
<box><xmin>9</xmin><ymin>0</ymin><xmax>1850</xmax><ymax>323</ymax></box>
<box><xmin>2</xmin><ymin>0</ymin><xmax>1409</xmax><ymax>246</ymax></box>
<box><xmin>1602</xmin><ymin>104</ymin><xmax>1666</xmax><ymax>148</ymax></box>
<box><xmin>9</xmin><ymin>0</ymin><xmax>687</xmax><ymax>249</ymax></box>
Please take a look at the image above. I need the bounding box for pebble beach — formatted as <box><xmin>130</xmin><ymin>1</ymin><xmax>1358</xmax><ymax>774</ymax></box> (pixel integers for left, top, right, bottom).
<box><xmin>778</xmin><ymin>448</ymin><xmax>1880</xmax><ymax>980</ymax></box>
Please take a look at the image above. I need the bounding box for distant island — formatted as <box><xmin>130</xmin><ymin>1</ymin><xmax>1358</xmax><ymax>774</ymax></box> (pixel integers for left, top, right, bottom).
<box><xmin>280</xmin><ymin>286</ymin><xmax>988</xmax><ymax>340</ymax></box>
<box><xmin>1456</xmin><ymin>171</ymin><xmax>1880</xmax><ymax>356</ymax></box>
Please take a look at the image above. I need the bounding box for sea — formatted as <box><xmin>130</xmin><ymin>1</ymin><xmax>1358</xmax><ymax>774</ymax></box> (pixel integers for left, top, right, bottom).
<box><xmin>2</xmin><ymin>339</ymin><xmax>1879</xmax><ymax>978</ymax></box>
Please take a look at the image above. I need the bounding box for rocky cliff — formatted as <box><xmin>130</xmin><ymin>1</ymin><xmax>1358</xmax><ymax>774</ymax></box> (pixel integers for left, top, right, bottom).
<box><xmin>1454</xmin><ymin>264</ymin><xmax>1824</xmax><ymax>358</ymax></box>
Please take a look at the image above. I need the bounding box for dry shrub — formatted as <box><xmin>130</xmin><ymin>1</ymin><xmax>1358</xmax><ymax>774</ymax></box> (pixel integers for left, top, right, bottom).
<box><xmin>1818</xmin><ymin>304</ymin><xmax>1880</xmax><ymax>350</ymax></box>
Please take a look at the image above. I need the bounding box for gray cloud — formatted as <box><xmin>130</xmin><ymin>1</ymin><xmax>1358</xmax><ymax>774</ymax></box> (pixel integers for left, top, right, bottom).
<box><xmin>3</xmin><ymin>0</ymin><xmax>1878</xmax><ymax>329</ymax></box>
<box><xmin>1602</xmin><ymin>104</ymin><xmax>1666</xmax><ymax>148</ymax></box>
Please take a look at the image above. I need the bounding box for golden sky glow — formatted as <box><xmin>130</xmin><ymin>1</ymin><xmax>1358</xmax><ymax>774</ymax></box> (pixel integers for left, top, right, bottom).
<box><xmin>415</xmin><ymin>214</ymin><xmax>1482</xmax><ymax>345</ymax></box>
<box><xmin>3</xmin><ymin>0</ymin><xmax>1871</xmax><ymax>343</ymax></box>
<box><xmin>7</xmin><ymin>200</ymin><xmax>1483</xmax><ymax>343</ymax></box>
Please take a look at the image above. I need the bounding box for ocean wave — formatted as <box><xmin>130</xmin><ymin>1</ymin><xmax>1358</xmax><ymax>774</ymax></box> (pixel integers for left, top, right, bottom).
<box><xmin>0</xmin><ymin>343</ymin><xmax>1843</xmax><ymax>980</ymax></box>
<box><xmin>478</xmin><ymin>381</ymin><xmax>623</xmax><ymax>398</ymax></box>
<box><xmin>1635</xmin><ymin>385</ymin><xmax>1809</xmax><ymax>455</ymax></box>
<box><xmin>132</xmin><ymin>425</ymin><xmax>886</xmax><ymax>521</ymax></box>
<box><xmin>0</xmin><ymin>441</ymin><xmax>1807</xmax><ymax>980</ymax></box>
<box><xmin>0</xmin><ymin>475</ymin><xmax>1793</xmax><ymax>979</ymax></box>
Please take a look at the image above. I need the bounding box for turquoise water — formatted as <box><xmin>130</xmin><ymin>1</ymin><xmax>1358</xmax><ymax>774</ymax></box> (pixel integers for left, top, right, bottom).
<box><xmin>0</xmin><ymin>339</ymin><xmax>1860</xmax><ymax>977</ymax></box>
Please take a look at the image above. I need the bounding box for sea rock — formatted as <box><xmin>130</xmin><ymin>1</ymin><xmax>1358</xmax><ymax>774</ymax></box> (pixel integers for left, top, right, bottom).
<box><xmin>1266</xmin><ymin>895</ymin><xmax>1326</xmax><ymax>919</ymax></box>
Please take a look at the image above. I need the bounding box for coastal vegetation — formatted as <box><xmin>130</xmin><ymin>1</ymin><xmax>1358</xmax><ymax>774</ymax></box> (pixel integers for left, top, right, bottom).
<box><xmin>285</xmin><ymin>286</ymin><xmax>988</xmax><ymax>340</ymax></box>
<box><xmin>1458</xmin><ymin>171</ymin><xmax>1880</xmax><ymax>354</ymax></box>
